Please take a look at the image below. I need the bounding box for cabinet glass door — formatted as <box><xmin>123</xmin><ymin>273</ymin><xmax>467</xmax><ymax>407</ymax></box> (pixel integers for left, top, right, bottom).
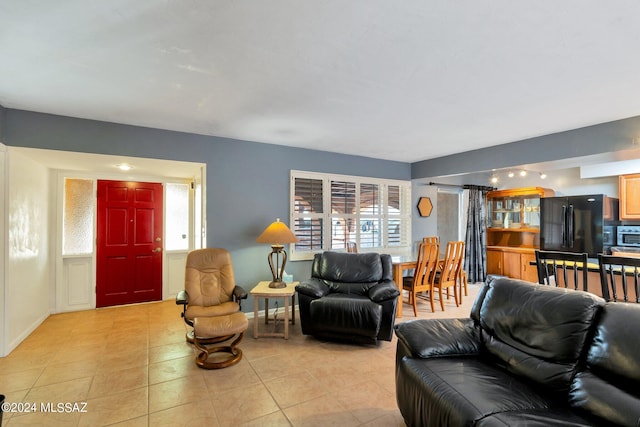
<box><xmin>523</xmin><ymin>196</ymin><xmax>540</xmax><ymax>228</ymax></box>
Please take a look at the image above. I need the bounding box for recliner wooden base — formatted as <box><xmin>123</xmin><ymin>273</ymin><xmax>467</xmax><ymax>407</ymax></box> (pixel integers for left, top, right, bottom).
<box><xmin>192</xmin><ymin>313</ymin><xmax>248</xmax><ymax>369</ymax></box>
<box><xmin>193</xmin><ymin>332</ymin><xmax>244</xmax><ymax>369</ymax></box>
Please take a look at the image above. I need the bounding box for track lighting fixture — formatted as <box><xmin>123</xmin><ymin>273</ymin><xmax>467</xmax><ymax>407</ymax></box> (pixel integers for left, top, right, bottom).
<box><xmin>489</xmin><ymin>169</ymin><xmax>549</xmax><ymax>185</ymax></box>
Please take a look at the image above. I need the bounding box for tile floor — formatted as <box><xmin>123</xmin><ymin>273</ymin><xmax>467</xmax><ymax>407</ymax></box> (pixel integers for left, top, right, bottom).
<box><xmin>0</xmin><ymin>284</ymin><xmax>481</xmax><ymax>427</ymax></box>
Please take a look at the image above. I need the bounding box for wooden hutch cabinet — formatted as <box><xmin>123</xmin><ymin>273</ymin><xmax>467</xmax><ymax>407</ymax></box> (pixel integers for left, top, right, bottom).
<box><xmin>619</xmin><ymin>174</ymin><xmax>640</xmax><ymax>220</ymax></box>
<box><xmin>486</xmin><ymin>187</ymin><xmax>554</xmax><ymax>282</ymax></box>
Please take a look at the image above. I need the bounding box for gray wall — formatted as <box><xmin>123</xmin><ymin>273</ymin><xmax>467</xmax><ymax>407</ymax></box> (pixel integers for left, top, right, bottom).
<box><xmin>0</xmin><ymin>105</ymin><xmax>5</xmax><ymax>141</ymax></box>
<box><xmin>412</xmin><ymin>115</ymin><xmax>640</xmax><ymax>179</ymax></box>
<box><xmin>4</xmin><ymin>109</ymin><xmax>411</xmax><ymax>291</ymax></box>
<box><xmin>7</xmin><ymin>107</ymin><xmax>640</xmax><ymax>308</ymax></box>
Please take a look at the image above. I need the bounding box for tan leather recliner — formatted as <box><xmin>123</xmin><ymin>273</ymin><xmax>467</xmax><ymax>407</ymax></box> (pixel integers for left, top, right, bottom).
<box><xmin>176</xmin><ymin>248</ymin><xmax>248</xmax><ymax>369</ymax></box>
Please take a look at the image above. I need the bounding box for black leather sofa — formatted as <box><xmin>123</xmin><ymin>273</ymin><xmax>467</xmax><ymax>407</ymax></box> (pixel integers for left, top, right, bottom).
<box><xmin>295</xmin><ymin>251</ymin><xmax>400</xmax><ymax>344</ymax></box>
<box><xmin>395</xmin><ymin>276</ymin><xmax>640</xmax><ymax>427</ymax></box>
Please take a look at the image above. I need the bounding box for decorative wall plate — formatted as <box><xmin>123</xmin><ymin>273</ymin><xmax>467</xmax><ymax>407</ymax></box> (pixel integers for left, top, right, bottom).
<box><xmin>417</xmin><ymin>197</ymin><xmax>433</xmax><ymax>217</ymax></box>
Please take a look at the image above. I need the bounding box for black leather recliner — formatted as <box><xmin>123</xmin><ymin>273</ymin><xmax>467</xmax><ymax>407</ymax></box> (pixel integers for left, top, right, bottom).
<box><xmin>295</xmin><ymin>251</ymin><xmax>400</xmax><ymax>344</ymax></box>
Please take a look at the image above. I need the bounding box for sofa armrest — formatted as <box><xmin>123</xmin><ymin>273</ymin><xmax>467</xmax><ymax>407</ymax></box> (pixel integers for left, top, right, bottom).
<box><xmin>368</xmin><ymin>280</ymin><xmax>400</xmax><ymax>302</ymax></box>
<box><xmin>295</xmin><ymin>278</ymin><xmax>330</xmax><ymax>299</ymax></box>
<box><xmin>394</xmin><ymin>318</ymin><xmax>480</xmax><ymax>359</ymax></box>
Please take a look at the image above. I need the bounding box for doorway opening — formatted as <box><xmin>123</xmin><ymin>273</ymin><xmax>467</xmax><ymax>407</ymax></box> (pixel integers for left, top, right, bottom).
<box><xmin>61</xmin><ymin>175</ymin><xmax>202</xmax><ymax>310</ymax></box>
<box><xmin>437</xmin><ymin>189</ymin><xmax>463</xmax><ymax>246</ymax></box>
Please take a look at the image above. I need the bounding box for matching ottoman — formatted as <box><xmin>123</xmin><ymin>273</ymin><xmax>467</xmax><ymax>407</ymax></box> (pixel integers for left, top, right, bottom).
<box><xmin>193</xmin><ymin>312</ymin><xmax>248</xmax><ymax>369</ymax></box>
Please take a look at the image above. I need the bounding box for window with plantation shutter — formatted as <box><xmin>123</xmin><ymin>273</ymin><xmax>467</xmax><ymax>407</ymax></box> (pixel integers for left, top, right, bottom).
<box><xmin>330</xmin><ymin>181</ymin><xmax>356</xmax><ymax>250</ymax></box>
<box><xmin>359</xmin><ymin>183</ymin><xmax>381</xmax><ymax>248</ymax></box>
<box><xmin>387</xmin><ymin>184</ymin><xmax>410</xmax><ymax>247</ymax></box>
<box><xmin>290</xmin><ymin>170</ymin><xmax>411</xmax><ymax>260</ymax></box>
<box><xmin>293</xmin><ymin>177</ymin><xmax>324</xmax><ymax>251</ymax></box>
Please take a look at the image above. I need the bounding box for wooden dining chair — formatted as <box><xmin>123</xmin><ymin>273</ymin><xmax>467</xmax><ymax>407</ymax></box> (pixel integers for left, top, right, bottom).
<box><xmin>598</xmin><ymin>254</ymin><xmax>640</xmax><ymax>303</ymax></box>
<box><xmin>432</xmin><ymin>241</ymin><xmax>464</xmax><ymax>312</ymax></box>
<box><xmin>535</xmin><ymin>250</ymin><xmax>589</xmax><ymax>292</ymax></box>
<box><xmin>402</xmin><ymin>241</ymin><xmax>440</xmax><ymax>316</ymax></box>
<box><xmin>448</xmin><ymin>240</ymin><xmax>467</xmax><ymax>301</ymax></box>
<box><xmin>422</xmin><ymin>236</ymin><xmax>440</xmax><ymax>272</ymax></box>
<box><xmin>423</xmin><ymin>237</ymin><xmax>441</xmax><ymax>269</ymax></box>
<box><xmin>346</xmin><ymin>241</ymin><xmax>358</xmax><ymax>253</ymax></box>
<box><xmin>424</xmin><ymin>236</ymin><xmax>468</xmax><ymax>300</ymax></box>
<box><xmin>458</xmin><ymin>267</ymin><xmax>469</xmax><ymax>299</ymax></box>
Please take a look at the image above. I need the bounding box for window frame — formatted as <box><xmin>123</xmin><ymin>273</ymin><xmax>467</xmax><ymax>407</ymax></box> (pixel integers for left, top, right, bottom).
<box><xmin>290</xmin><ymin>170</ymin><xmax>411</xmax><ymax>261</ymax></box>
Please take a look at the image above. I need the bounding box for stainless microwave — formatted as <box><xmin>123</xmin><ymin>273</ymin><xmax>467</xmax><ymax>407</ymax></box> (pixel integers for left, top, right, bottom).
<box><xmin>617</xmin><ymin>226</ymin><xmax>640</xmax><ymax>247</ymax></box>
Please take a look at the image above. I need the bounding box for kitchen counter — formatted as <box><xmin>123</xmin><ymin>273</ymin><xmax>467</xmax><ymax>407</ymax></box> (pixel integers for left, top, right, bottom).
<box><xmin>528</xmin><ymin>256</ymin><xmax>638</xmax><ymax>300</ymax></box>
<box><xmin>611</xmin><ymin>247</ymin><xmax>640</xmax><ymax>258</ymax></box>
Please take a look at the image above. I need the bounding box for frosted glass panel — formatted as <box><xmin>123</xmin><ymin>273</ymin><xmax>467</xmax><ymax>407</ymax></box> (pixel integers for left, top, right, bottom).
<box><xmin>166</xmin><ymin>183</ymin><xmax>189</xmax><ymax>250</ymax></box>
<box><xmin>63</xmin><ymin>178</ymin><xmax>94</xmax><ymax>255</ymax></box>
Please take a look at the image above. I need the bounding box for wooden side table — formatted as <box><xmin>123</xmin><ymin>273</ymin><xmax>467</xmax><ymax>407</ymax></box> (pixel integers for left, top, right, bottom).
<box><xmin>250</xmin><ymin>281</ymin><xmax>298</xmax><ymax>339</ymax></box>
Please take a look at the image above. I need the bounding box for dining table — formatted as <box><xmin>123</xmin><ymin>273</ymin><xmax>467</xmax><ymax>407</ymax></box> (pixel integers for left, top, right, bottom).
<box><xmin>392</xmin><ymin>252</ymin><xmax>466</xmax><ymax>318</ymax></box>
<box><xmin>391</xmin><ymin>255</ymin><xmax>417</xmax><ymax>318</ymax></box>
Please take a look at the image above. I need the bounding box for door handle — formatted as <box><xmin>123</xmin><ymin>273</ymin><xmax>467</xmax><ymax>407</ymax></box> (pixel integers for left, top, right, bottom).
<box><xmin>562</xmin><ymin>205</ymin><xmax>567</xmax><ymax>247</ymax></box>
<box><xmin>153</xmin><ymin>248</ymin><xmax>162</xmax><ymax>253</ymax></box>
<box><xmin>568</xmin><ymin>204</ymin><xmax>575</xmax><ymax>249</ymax></box>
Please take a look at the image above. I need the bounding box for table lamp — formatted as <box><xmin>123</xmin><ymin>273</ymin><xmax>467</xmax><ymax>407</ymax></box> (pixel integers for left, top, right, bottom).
<box><xmin>256</xmin><ymin>218</ymin><xmax>299</xmax><ymax>288</ymax></box>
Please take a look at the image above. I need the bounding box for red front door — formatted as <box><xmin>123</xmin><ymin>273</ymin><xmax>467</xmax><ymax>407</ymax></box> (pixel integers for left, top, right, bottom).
<box><xmin>96</xmin><ymin>180</ymin><xmax>163</xmax><ymax>307</ymax></box>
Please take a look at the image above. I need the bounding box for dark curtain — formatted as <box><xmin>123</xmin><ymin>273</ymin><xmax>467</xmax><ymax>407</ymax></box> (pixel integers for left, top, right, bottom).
<box><xmin>464</xmin><ymin>187</ymin><xmax>489</xmax><ymax>283</ymax></box>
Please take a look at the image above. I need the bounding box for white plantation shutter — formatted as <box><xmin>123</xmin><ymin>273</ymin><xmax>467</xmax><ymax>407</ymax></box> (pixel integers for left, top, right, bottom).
<box><xmin>291</xmin><ymin>171</ymin><xmax>411</xmax><ymax>260</ymax></box>
<box><xmin>292</xmin><ymin>176</ymin><xmax>324</xmax><ymax>251</ymax></box>
<box><xmin>330</xmin><ymin>180</ymin><xmax>357</xmax><ymax>250</ymax></box>
<box><xmin>359</xmin><ymin>183</ymin><xmax>381</xmax><ymax>248</ymax></box>
<box><xmin>386</xmin><ymin>184</ymin><xmax>411</xmax><ymax>247</ymax></box>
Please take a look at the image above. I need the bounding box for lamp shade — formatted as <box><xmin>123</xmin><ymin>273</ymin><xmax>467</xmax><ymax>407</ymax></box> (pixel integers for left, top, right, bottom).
<box><xmin>256</xmin><ymin>218</ymin><xmax>299</xmax><ymax>245</ymax></box>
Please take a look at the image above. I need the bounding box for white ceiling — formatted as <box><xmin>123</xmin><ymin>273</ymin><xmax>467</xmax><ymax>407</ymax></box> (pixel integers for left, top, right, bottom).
<box><xmin>2</xmin><ymin>1</ymin><xmax>640</xmax><ymax>163</ymax></box>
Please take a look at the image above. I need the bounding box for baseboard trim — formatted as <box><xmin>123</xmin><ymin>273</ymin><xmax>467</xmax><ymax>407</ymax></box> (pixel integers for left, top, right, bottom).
<box><xmin>245</xmin><ymin>304</ymin><xmax>299</xmax><ymax>321</ymax></box>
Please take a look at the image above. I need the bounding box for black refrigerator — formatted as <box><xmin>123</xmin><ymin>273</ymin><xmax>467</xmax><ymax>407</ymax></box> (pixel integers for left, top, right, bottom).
<box><xmin>540</xmin><ymin>195</ymin><xmax>618</xmax><ymax>257</ymax></box>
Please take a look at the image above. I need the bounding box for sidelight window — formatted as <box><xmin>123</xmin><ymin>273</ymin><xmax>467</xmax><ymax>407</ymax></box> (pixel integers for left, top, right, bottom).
<box><xmin>62</xmin><ymin>178</ymin><xmax>94</xmax><ymax>255</ymax></box>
